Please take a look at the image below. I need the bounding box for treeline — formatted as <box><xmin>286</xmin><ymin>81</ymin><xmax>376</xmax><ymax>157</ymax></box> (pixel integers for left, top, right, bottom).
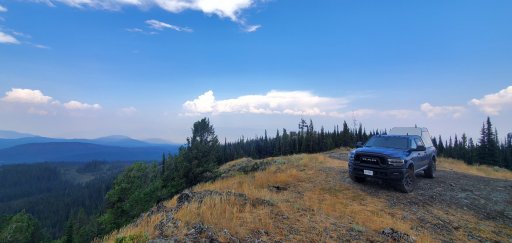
<box><xmin>432</xmin><ymin>117</ymin><xmax>512</xmax><ymax>170</ymax></box>
<box><xmin>221</xmin><ymin>119</ymin><xmax>384</xmax><ymax>162</ymax></box>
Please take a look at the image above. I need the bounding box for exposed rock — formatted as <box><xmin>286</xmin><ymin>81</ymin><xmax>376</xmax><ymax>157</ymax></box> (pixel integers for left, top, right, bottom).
<box><xmin>381</xmin><ymin>227</ymin><xmax>415</xmax><ymax>243</ymax></box>
<box><xmin>152</xmin><ymin>189</ymin><xmax>274</xmax><ymax>241</ymax></box>
<box><xmin>220</xmin><ymin>158</ymin><xmax>289</xmax><ymax>178</ymax></box>
<box><xmin>269</xmin><ymin>185</ymin><xmax>288</xmax><ymax>192</ymax></box>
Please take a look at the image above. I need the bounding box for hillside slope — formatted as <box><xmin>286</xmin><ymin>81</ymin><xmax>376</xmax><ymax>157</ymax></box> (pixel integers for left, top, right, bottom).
<box><xmin>103</xmin><ymin>151</ymin><xmax>512</xmax><ymax>242</ymax></box>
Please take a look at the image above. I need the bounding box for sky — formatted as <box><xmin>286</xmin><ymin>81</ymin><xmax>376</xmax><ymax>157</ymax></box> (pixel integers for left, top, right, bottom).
<box><xmin>0</xmin><ymin>0</ymin><xmax>511</xmax><ymax>143</ymax></box>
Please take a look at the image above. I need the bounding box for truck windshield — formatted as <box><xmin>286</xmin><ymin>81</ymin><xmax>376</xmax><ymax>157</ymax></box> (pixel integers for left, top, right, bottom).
<box><xmin>365</xmin><ymin>137</ymin><xmax>409</xmax><ymax>150</ymax></box>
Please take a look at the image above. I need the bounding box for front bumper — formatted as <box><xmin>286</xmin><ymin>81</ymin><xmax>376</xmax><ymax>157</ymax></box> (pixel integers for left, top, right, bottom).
<box><xmin>349</xmin><ymin>163</ymin><xmax>406</xmax><ymax>180</ymax></box>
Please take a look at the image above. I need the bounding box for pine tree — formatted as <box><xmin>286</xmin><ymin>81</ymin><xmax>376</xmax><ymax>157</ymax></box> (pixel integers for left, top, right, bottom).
<box><xmin>478</xmin><ymin>122</ymin><xmax>488</xmax><ymax>164</ymax></box>
<box><xmin>341</xmin><ymin>121</ymin><xmax>351</xmax><ymax>147</ymax></box>
<box><xmin>468</xmin><ymin>138</ymin><xmax>476</xmax><ymax>164</ymax></box>
<box><xmin>161</xmin><ymin>153</ymin><xmax>166</xmax><ymax>176</ymax></box>
<box><xmin>486</xmin><ymin>117</ymin><xmax>499</xmax><ymax>165</ymax></box>
<box><xmin>438</xmin><ymin>135</ymin><xmax>445</xmax><ymax>155</ymax></box>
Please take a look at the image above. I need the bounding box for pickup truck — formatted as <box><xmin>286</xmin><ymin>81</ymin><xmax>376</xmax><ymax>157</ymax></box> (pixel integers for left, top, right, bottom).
<box><xmin>348</xmin><ymin>127</ymin><xmax>437</xmax><ymax>193</ymax></box>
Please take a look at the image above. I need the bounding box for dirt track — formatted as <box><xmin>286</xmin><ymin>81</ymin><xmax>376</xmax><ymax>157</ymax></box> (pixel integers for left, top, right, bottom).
<box><xmin>326</xmin><ymin>151</ymin><xmax>512</xmax><ymax>242</ymax></box>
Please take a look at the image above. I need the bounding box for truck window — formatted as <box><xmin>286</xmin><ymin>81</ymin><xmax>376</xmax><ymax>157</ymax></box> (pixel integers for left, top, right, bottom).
<box><xmin>415</xmin><ymin>138</ymin><xmax>425</xmax><ymax>147</ymax></box>
<box><xmin>410</xmin><ymin>138</ymin><xmax>417</xmax><ymax>149</ymax></box>
<box><xmin>365</xmin><ymin>136</ymin><xmax>409</xmax><ymax>150</ymax></box>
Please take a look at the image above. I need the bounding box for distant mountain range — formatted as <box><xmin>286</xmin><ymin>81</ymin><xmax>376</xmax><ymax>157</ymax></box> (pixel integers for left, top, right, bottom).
<box><xmin>0</xmin><ymin>130</ymin><xmax>180</xmax><ymax>165</ymax></box>
<box><xmin>0</xmin><ymin>130</ymin><xmax>37</xmax><ymax>139</ymax></box>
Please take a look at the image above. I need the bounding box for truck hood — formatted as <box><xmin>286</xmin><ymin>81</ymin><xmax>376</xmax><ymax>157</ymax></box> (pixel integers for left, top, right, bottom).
<box><xmin>355</xmin><ymin>147</ymin><xmax>408</xmax><ymax>158</ymax></box>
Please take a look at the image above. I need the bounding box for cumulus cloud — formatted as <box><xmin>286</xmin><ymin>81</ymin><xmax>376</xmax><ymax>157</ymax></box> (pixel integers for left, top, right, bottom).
<box><xmin>145</xmin><ymin>19</ymin><xmax>192</xmax><ymax>32</ymax></box>
<box><xmin>420</xmin><ymin>103</ymin><xmax>465</xmax><ymax>118</ymax></box>
<box><xmin>0</xmin><ymin>31</ymin><xmax>20</xmax><ymax>44</ymax></box>
<box><xmin>37</xmin><ymin>0</ymin><xmax>258</xmax><ymax>22</ymax></box>
<box><xmin>1</xmin><ymin>88</ymin><xmax>104</xmax><ymax>114</ymax></box>
<box><xmin>63</xmin><ymin>100</ymin><xmax>102</xmax><ymax>110</ymax></box>
<box><xmin>183</xmin><ymin>90</ymin><xmax>348</xmax><ymax>116</ymax></box>
<box><xmin>2</xmin><ymin>88</ymin><xmax>53</xmax><ymax>104</ymax></box>
<box><xmin>470</xmin><ymin>86</ymin><xmax>512</xmax><ymax>115</ymax></box>
<box><xmin>0</xmin><ymin>4</ymin><xmax>7</xmax><ymax>12</ymax></box>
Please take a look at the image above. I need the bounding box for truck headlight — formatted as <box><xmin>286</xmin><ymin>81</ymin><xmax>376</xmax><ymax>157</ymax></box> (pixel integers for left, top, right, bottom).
<box><xmin>388</xmin><ymin>158</ymin><xmax>404</xmax><ymax>166</ymax></box>
<box><xmin>348</xmin><ymin>152</ymin><xmax>355</xmax><ymax>163</ymax></box>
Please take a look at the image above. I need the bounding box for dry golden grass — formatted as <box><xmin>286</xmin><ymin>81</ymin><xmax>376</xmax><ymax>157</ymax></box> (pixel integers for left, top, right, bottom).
<box><xmin>107</xmin><ymin>152</ymin><xmax>510</xmax><ymax>242</ymax></box>
<box><xmin>438</xmin><ymin>157</ymin><xmax>512</xmax><ymax>180</ymax></box>
<box><xmin>101</xmin><ymin>212</ymin><xmax>163</xmax><ymax>243</ymax></box>
<box><xmin>175</xmin><ymin>195</ymin><xmax>274</xmax><ymax>237</ymax></box>
<box><xmin>186</xmin><ymin>153</ymin><xmax>427</xmax><ymax>241</ymax></box>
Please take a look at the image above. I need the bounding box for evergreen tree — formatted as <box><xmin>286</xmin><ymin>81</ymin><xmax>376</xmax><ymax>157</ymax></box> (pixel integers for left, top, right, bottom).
<box><xmin>341</xmin><ymin>121</ymin><xmax>351</xmax><ymax>147</ymax></box>
<box><xmin>478</xmin><ymin>121</ymin><xmax>488</xmax><ymax>164</ymax></box>
<box><xmin>486</xmin><ymin>117</ymin><xmax>499</xmax><ymax>165</ymax></box>
<box><xmin>437</xmin><ymin>136</ymin><xmax>444</xmax><ymax>155</ymax></box>
<box><xmin>0</xmin><ymin>211</ymin><xmax>47</xmax><ymax>243</ymax></box>
<box><xmin>161</xmin><ymin>153</ymin><xmax>166</xmax><ymax>176</ymax></box>
<box><xmin>183</xmin><ymin>118</ymin><xmax>220</xmax><ymax>184</ymax></box>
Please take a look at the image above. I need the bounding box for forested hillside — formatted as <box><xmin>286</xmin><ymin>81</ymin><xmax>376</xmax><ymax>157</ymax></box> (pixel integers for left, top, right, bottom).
<box><xmin>0</xmin><ymin>161</ymin><xmax>131</xmax><ymax>240</ymax></box>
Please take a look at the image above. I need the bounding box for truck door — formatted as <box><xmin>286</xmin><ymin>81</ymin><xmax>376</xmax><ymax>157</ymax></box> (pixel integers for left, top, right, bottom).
<box><xmin>414</xmin><ymin>137</ymin><xmax>428</xmax><ymax>168</ymax></box>
<box><xmin>409</xmin><ymin>138</ymin><xmax>423</xmax><ymax>170</ymax></box>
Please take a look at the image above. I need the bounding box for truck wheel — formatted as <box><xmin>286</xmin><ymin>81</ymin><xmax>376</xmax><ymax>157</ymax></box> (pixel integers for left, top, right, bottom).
<box><xmin>350</xmin><ymin>174</ymin><xmax>366</xmax><ymax>183</ymax></box>
<box><xmin>397</xmin><ymin>167</ymin><xmax>415</xmax><ymax>193</ymax></box>
<box><xmin>424</xmin><ymin>158</ymin><xmax>436</xmax><ymax>178</ymax></box>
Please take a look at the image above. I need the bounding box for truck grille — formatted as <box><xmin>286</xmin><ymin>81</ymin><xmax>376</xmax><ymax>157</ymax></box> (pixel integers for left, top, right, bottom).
<box><xmin>354</xmin><ymin>153</ymin><xmax>388</xmax><ymax>167</ymax></box>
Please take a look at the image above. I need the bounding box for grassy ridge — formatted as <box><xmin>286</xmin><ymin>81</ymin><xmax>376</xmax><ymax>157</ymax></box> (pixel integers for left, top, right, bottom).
<box><xmin>103</xmin><ymin>151</ymin><xmax>512</xmax><ymax>242</ymax></box>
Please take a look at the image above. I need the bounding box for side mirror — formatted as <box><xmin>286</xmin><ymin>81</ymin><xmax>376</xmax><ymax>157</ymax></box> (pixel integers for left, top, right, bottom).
<box><xmin>356</xmin><ymin>142</ymin><xmax>363</xmax><ymax>148</ymax></box>
<box><xmin>415</xmin><ymin>145</ymin><xmax>426</xmax><ymax>151</ymax></box>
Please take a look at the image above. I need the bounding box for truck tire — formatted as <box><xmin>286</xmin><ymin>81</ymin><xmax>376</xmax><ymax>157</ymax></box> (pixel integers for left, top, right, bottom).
<box><xmin>350</xmin><ymin>174</ymin><xmax>366</xmax><ymax>183</ymax></box>
<box><xmin>397</xmin><ymin>166</ymin><xmax>415</xmax><ymax>193</ymax></box>
<box><xmin>424</xmin><ymin>158</ymin><xmax>436</xmax><ymax>178</ymax></box>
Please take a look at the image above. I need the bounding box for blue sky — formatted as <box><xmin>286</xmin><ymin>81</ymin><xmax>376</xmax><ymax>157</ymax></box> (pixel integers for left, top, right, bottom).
<box><xmin>0</xmin><ymin>0</ymin><xmax>511</xmax><ymax>143</ymax></box>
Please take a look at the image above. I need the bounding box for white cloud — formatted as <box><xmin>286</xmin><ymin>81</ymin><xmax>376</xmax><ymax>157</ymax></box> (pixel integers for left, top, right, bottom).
<box><xmin>145</xmin><ymin>19</ymin><xmax>192</xmax><ymax>32</ymax></box>
<box><xmin>119</xmin><ymin>106</ymin><xmax>137</xmax><ymax>115</ymax></box>
<box><xmin>126</xmin><ymin>28</ymin><xmax>144</xmax><ymax>33</ymax></box>
<box><xmin>470</xmin><ymin>86</ymin><xmax>512</xmax><ymax>115</ymax></box>
<box><xmin>63</xmin><ymin>100</ymin><xmax>102</xmax><ymax>110</ymax></box>
<box><xmin>2</xmin><ymin>88</ymin><xmax>53</xmax><ymax>104</ymax></box>
<box><xmin>40</xmin><ymin>0</ymin><xmax>258</xmax><ymax>22</ymax></box>
<box><xmin>243</xmin><ymin>24</ymin><xmax>261</xmax><ymax>32</ymax></box>
<box><xmin>153</xmin><ymin>0</ymin><xmax>253</xmax><ymax>21</ymax></box>
<box><xmin>32</xmin><ymin>43</ymin><xmax>50</xmax><ymax>49</ymax></box>
<box><xmin>0</xmin><ymin>31</ymin><xmax>20</xmax><ymax>44</ymax></box>
<box><xmin>1</xmin><ymin>88</ymin><xmax>105</xmax><ymax>114</ymax></box>
<box><xmin>183</xmin><ymin>90</ymin><xmax>348</xmax><ymax>116</ymax></box>
<box><xmin>0</xmin><ymin>4</ymin><xmax>7</xmax><ymax>12</ymax></box>
<box><xmin>420</xmin><ymin>102</ymin><xmax>465</xmax><ymax>118</ymax></box>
